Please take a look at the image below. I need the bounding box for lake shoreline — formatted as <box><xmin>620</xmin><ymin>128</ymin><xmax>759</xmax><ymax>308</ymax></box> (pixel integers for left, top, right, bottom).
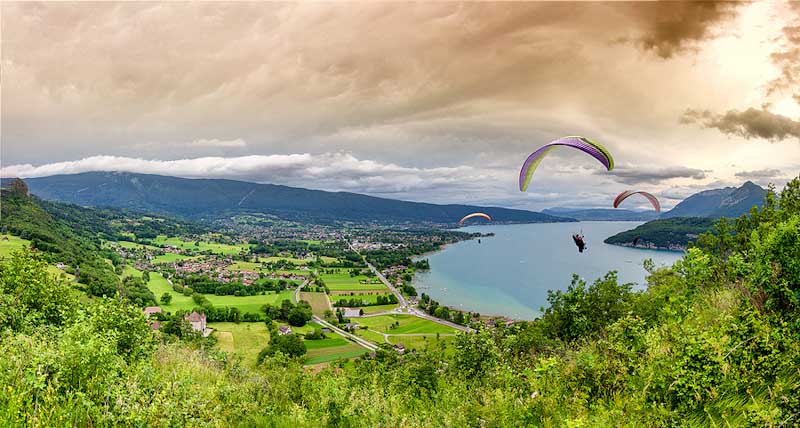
<box><xmin>410</xmin><ymin>222</ymin><xmax>683</xmax><ymax>320</ymax></box>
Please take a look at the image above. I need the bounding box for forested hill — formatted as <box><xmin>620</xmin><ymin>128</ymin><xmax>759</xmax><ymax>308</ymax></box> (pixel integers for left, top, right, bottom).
<box><xmin>543</xmin><ymin>207</ymin><xmax>659</xmax><ymax>221</ymax></box>
<box><xmin>0</xmin><ymin>180</ymin><xmax>122</xmax><ymax>298</ymax></box>
<box><xmin>20</xmin><ymin>172</ymin><xmax>573</xmax><ymax>225</ymax></box>
<box><xmin>606</xmin><ymin>181</ymin><xmax>769</xmax><ymax>249</ymax></box>
<box><xmin>603</xmin><ymin>217</ymin><xmax>718</xmax><ymax>250</ymax></box>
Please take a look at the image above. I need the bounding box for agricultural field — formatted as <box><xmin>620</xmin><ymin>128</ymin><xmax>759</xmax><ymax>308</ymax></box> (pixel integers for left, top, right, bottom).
<box><xmin>110</xmin><ymin>240</ymin><xmax>161</xmax><ymax>251</ymax></box>
<box><xmin>1</xmin><ymin>235</ymin><xmax>76</xmax><ymax>280</ymax></box>
<box><xmin>202</xmin><ymin>291</ymin><xmax>295</xmax><ymax>315</ymax></box>
<box><xmin>152</xmin><ymin>253</ymin><xmax>199</xmax><ymax>264</ymax></box>
<box><xmin>0</xmin><ymin>235</ymin><xmax>29</xmax><ymax>257</ymax></box>
<box><xmin>355</xmin><ymin>314</ymin><xmax>457</xmax><ymax>335</ymax></box>
<box><xmin>299</xmin><ymin>292</ymin><xmax>331</xmax><ymax>315</ymax></box>
<box><xmin>226</xmin><ymin>261</ymin><xmax>265</xmax><ymax>272</ymax></box>
<box><xmin>152</xmin><ymin>235</ymin><xmax>248</xmax><ymax>255</ymax></box>
<box><xmin>260</xmin><ymin>256</ymin><xmax>311</xmax><ymax>265</ymax></box>
<box><xmin>141</xmin><ymin>267</ymin><xmax>293</xmax><ymax>313</ymax></box>
<box><xmin>360</xmin><ymin>304</ymin><xmax>400</xmax><ymax>315</ymax></box>
<box><xmin>329</xmin><ymin>293</ymin><xmax>395</xmax><ymax>305</ymax></box>
<box><xmin>146</xmin><ymin>272</ymin><xmax>195</xmax><ymax>311</ymax></box>
<box><xmin>318</xmin><ymin>256</ymin><xmax>339</xmax><ymax>265</ymax></box>
<box><xmin>386</xmin><ymin>335</ymin><xmax>455</xmax><ymax>352</ymax></box>
<box><xmin>320</xmin><ymin>269</ymin><xmax>387</xmax><ymax>291</ymax></box>
<box><xmin>210</xmin><ymin>322</ymin><xmax>271</xmax><ymax>367</ymax></box>
<box><xmin>354</xmin><ymin>328</ymin><xmax>387</xmax><ymax>344</ymax></box>
<box><xmin>304</xmin><ymin>332</ymin><xmax>368</xmax><ymax>365</ymax></box>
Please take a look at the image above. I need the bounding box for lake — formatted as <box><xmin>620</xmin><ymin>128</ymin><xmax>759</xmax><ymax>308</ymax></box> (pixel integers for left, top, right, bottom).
<box><xmin>412</xmin><ymin>222</ymin><xmax>684</xmax><ymax>320</ymax></box>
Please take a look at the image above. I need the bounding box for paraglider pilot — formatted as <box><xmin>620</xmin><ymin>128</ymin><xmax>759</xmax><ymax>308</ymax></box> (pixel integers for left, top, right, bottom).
<box><xmin>572</xmin><ymin>233</ymin><xmax>586</xmax><ymax>253</ymax></box>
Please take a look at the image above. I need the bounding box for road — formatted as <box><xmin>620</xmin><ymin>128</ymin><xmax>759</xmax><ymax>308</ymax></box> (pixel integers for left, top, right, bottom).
<box><xmin>293</xmin><ymin>279</ymin><xmax>378</xmax><ymax>352</ymax></box>
<box><xmin>362</xmin><ymin>258</ymin><xmax>474</xmax><ymax>333</ymax></box>
<box><xmin>363</xmin><ymin>260</ymin><xmax>409</xmax><ymax>308</ymax></box>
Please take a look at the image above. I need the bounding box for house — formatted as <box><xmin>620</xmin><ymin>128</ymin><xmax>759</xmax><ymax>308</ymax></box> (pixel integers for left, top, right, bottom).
<box><xmin>321</xmin><ymin>328</ymin><xmax>332</xmax><ymax>334</ymax></box>
<box><xmin>278</xmin><ymin>325</ymin><xmax>293</xmax><ymax>335</ymax></box>
<box><xmin>393</xmin><ymin>343</ymin><xmax>406</xmax><ymax>354</ymax></box>
<box><xmin>56</xmin><ymin>262</ymin><xmax>66</xmax><ymax>270</ymax></box>
<box><xmin>184</xmin><ymin>312</ymin><xmax>213</xmax><ymax>337</ymax></box>
<box><xmin>345</xmin><ymin>322</ymin><xmax>359</xmax><ymax>331</ymax></box>
<box><xmin>343</xmin><ymin>308</ymin><xmax>361</xmax><ymax>318</ymax></box>
<box><xmin>150</xmin><ymin>321</ymin><xmax>161</xmax><ymax>330</ymax></box>
<box><xmin>143</xmin><ymin>306</ymin><xmax>162</xmax><ymax>318</ymax></box>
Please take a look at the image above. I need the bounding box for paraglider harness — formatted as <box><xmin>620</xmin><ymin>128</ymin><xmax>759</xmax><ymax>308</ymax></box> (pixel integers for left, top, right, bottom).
<box><xmin>572</xmin><ymin>232</ymin><xmax>586</xmax><ymax>253</ymax></box>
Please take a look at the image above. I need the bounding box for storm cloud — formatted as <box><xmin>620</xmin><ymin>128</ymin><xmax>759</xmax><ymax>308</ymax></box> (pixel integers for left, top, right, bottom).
<box><xmin>734</xmin><ymin>168</ymin><xmax>783</xmax><ymax>180</ymax></box>
<box><xmin>605</xmin><ymin>165</ymin><xmax>707</xmax><ymax>185</ymax></box>
<box><xmin>681</xmin><ymin>108</ymin><xmax>800</xmax><ymax>141</ymax></box>
<box><xmin>623</xmin><ymin>1</ymin><xmax>740</xmax><ymax>58</ymax></box>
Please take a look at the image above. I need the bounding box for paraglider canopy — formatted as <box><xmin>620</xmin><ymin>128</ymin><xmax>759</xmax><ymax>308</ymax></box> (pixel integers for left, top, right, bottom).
<box><xmin>613</xmin><ymin>190</ymin><xmax>661</xmax><ymax>212</ymax></box>
<box><xmin>458</xmin><ymin>212</ymin><xmax>492</xmax><ymax>225</ymax></box>
<box><xmin>519</xmin><ymin>136</ymin><xmax>614</xmax><ymax>192</ymax></box>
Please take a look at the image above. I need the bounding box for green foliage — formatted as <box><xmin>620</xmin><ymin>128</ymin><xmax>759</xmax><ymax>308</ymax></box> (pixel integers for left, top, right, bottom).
<box><xmin>1</xmin><ymin>177</ymin><xmax>799</xmax><ymax>427</ymax></box>
<box><xmin>604</xmin><ymin>216</ymin><xmax>718</xmax><ymax>249</ymax></box>
<box><xmin>259</xmin><ymin>334</ymin><xmax>307</xmax><ymax>361</ymax></box>
<box><xmin>160</xmin><ymin>292</ymin><xmax>172</xmax><ymax>305</ymax></box>
<box><xmin>0</xmin><ymin>249</ymin><xmax>77</xmax><ymax>331</ymax></box>
<box><xmin>542</xmin><ymin>272</ymin><xmax>634</xmax><ymax>341</ymax></box>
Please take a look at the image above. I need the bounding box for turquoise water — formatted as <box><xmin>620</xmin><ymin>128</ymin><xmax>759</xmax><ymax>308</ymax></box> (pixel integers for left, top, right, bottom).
<box><xmin>413</xmin><ymin>222</ymin><xmax>684</xmax><ymax>320</ymax></box>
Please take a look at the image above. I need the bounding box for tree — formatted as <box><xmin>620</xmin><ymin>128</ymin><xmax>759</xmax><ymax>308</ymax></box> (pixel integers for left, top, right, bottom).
<box><xmin>259</xmin><ymin>334</ymin><xmax>306</xmax><ymax>362</ymax></box>
<box><xmin>288</xmin><ymin>306</ymin><xmax>311</xmax><ymax>327</ymax></box>
<box><xmin>160</xmin><ymin>292</ymin><xmax>172</xmax><ymax>305</ymax></box>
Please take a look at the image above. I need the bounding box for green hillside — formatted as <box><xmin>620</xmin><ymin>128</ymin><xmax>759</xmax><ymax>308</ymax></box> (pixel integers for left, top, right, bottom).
<box><xmin>0</xmin><ymin>177</ymin><xmax>798</xmax><ymax>426</ymax></box>
<box><xmin>604</xmin><ymin>217</ymin><xmax>718</xmax><ymax>249</ymax></box>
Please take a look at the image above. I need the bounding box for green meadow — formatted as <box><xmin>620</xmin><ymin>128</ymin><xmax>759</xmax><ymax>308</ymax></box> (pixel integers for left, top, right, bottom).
<box><xmin>210</xmin><ymin>322</ymin><xmax>271</xmax><ymax>367</ymax></box>
<box><xmin>0</xmin><ymin>235</ymin><xmax>29</xmax><ymax>257</ymax></box>
<box><xmin>304</xmin><ymin>332</ymin><xmax>368</xmax><ymax>365</ymax></box>
<box><xmin>153</xmin><ymin>235</ymin><xmax>248</xmax><ymax>255</ymax></box>
<box><xmin>152</xmin><ymin>253</ymin><xmax>200</xmax><ymax>264</ymax></box>
<box><xmin>329</xmin><ymin>293</ymin><xmax>395</xmax><ymax>305</ymax></box>
<box><xmin>321</xmin><ymin>269</ymin><xmax>387</xmax><ymax>291</ymax></box>
<box><xmin>356</xmin><ymin>314</ymin><xmax>457</xmax><ymax>334</ymax></box>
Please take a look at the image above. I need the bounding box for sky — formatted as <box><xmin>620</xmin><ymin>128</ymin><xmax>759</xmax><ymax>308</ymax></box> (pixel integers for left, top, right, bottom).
<box><xmin>2</xmin><ymin>2</ymin><xmax>799</xmax><ymax>211</ymax></box>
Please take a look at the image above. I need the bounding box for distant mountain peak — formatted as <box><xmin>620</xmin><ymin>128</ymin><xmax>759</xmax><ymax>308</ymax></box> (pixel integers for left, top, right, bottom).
<box><xmin>663</xmin><ymin>181</ymin><xmax>766</xmax><ymax>219</ymax></box>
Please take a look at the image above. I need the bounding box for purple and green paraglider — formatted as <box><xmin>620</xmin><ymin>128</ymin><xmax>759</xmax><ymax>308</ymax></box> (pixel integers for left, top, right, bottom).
<box><xmin>519</xmin><ymin>136</ymin><xmax>614</xmax><ymax>192</ymax></box>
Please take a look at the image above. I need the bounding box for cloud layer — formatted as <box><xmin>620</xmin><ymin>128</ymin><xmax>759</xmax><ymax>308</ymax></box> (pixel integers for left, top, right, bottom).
<box><xmin>2</xmin><ymin>2</ymin><xmax>798</xmax><ymax>210</ymax></box>
<box><xmin>0</xmin><ymin>153</ymin><xmax>501</xmax><ymax>201</ymax></box>
<box><xmin>681</xmin><ymin>108</ymin><xmax>800</xmax><ymax>141</ymax></box>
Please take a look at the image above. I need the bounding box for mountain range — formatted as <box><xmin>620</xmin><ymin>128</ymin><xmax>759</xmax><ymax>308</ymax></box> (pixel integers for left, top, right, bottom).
<box><xmin>603</xmin><ymin>181</ymin><xmax>768</xmax><ymax>250</ymax></box>
<box><xmin>15</xmin><ymin>172</ymin><xmax>573</xmax><ymax>225</ymax></box>
<box><xmin>660</xmin><ymin>181</ymin><xmax>767</xmax><ymax>218</ymax></box>
<box><xmin>542</xmin><ymin>208</ymin><xmax>659</xmax><ymax>221</ymax></box>
<box><xmin>546</xmin><ymin>181</ymin><xmax>767</xmax><ymax>221</ymax></box>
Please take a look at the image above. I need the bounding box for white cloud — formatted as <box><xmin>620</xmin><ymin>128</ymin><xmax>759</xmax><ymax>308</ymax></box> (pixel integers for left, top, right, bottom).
<box><xmin>0</xmin><ymin>153</ymin><xmax>504</xmax><ymax>200</ymax></box>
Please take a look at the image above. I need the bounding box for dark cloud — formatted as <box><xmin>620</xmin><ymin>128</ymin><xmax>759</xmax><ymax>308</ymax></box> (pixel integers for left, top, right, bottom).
<box><xmin>766</xmin><ymin>6</ymin><xmax>800</xmax><ymax>97</ymax></box>
<box><xmin>624</xmin><ymin>2</ymin><xmax>740</xmax><ymax>58</ymax></box>
<box><xmin>681</xmin><ymin>108</ymin><xmax>800</xmax><ymax>141</ymax></box>
<box><xmin>603</xmin><ymin>165</ymin><xmax>707</xmax><ymax>185</ymax></box>
<box><xmin>734</xmin><ymin>168</ymin><xmax>783</xmax><ymax>180</ymax></box>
